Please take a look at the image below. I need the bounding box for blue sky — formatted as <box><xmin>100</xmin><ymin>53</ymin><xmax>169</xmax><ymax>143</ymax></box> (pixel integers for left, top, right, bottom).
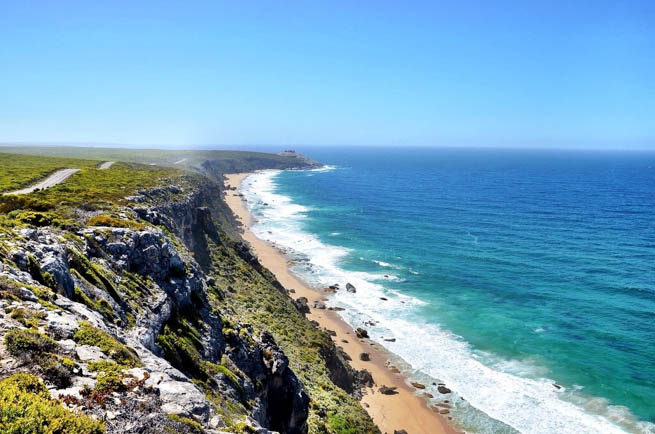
<box><xmin>1</xmin><ymin>1</ymin><xmax>653</xmax><ymax>148</ymax></box>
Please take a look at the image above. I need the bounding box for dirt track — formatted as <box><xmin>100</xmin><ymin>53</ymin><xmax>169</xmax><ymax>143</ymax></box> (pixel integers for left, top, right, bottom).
<box><xmin>3</xmin><ymin>168</ymin><xmax>80</xmax><ymax>195</ymax></box>
<box><xmin>98</xmin><ymin>161</ymin><xmax>114</xmax><ymax>169</ymax></box>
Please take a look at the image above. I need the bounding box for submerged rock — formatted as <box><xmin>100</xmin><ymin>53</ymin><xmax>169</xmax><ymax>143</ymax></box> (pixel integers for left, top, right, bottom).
<box><xmin>345</xmin><ymin>283</ymin><xmax>357</xmax><ymax>293</ymax></box>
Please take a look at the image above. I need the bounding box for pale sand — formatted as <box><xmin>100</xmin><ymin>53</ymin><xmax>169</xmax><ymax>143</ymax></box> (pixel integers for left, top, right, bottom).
<box><xmin>224</xmin><ymin>173</ymin><xmax>458</xmax><ymax>434</ymax></box>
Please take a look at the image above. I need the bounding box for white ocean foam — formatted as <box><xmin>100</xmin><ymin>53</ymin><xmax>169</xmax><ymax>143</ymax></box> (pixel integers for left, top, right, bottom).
<box><xmin>239</xmin><ymin>170</ymin><xmax>654</xmax><ymax>434</ymax></box>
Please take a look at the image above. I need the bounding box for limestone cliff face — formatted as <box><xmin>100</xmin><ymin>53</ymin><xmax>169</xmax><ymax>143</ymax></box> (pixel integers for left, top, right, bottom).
<box><xmin>0</xmin><ymin>181</ymin><xmax>312</xmax><ymax>434</ymax></box>
<box><xmin>0</xmin><ymin>171</ymin><xmax>378</xmax><ymax>434</ymax></box>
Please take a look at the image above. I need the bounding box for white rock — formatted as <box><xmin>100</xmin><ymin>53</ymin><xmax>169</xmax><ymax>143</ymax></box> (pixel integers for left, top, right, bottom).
<box><xmin>58</xmin><ymin>339</ymin><xmax>77</xmax><ymax>353</ymax></box>
<box><xmin>76</xmin><ymin>345</ymin><xmax>108</xmax><ymax>361</ymax></box>
<box><xmin>125</xmin><ymin>367</ymin><xmax>148</xmax><ymax>380</ymax></box>
<box><xmin>157</xmin><ymin>380</ymin><xmax>210</xmax><ymax>421</ymax></box>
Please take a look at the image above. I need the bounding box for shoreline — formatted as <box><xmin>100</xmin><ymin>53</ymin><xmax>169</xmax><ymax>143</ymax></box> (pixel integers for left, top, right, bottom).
<box><xmin>224</xmin><ymin>172</ymin><xmax>458</xmax><ymax>434</ymax></box>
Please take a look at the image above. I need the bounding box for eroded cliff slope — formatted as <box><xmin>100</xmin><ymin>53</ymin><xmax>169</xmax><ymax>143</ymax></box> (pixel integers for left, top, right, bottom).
<box><xmin>0</xmin><ymin>154</ymin><xmax>377</xmax><ymax>433</ymax></box>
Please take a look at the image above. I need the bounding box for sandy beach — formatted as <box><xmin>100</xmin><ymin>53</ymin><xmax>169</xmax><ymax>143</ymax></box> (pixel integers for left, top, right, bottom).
<box><xmin>224</xmin><ymin>172</ymin><xmax>458</xmax><ymax>434</ymax></box>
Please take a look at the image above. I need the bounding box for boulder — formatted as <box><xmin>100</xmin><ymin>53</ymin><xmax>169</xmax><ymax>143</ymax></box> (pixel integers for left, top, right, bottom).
<box><xmin>379</xmin><ymin>385</ymin><xmax>398</xmax><ymax>395</ymax></box>
<box><xmin>437</xmin><ymin>385</ymin><xmax>452</xmax><ymax>394</ymax></box>
<box><xmin>293</xmin><ymin>297</ymin><xmax>310</xmax><ymax>314</ymax></box>
<box><xmin>76</xmin><ymin>345</ymin><xmax>108</xmax><ymax>361</ymax></box>
<box><xmin>345</xmin><ymin>283</ymin><xmax>356</xmax><ymax>293</ymax></box>
<box><xmin>41</xmin><ymin>253</ymin><xmax>74</xmax><ymax>298</ymax></box>
<box><xmin>10</xmin><ymin>250</ymin><xmax>28</xmax><ymax>271</ymax></box>
<box><xmin>359</xmin><ymin>352</ymin><xmax>370</xmax><ymax>361</ymax></box>
<box><xmin>411</xmin><ymin>381</ymin><xmax>425</xmax><ymax>389</ymax></box>
<box><xmin>157</xmin><ymin>380</ymin><xmax>210</xmax><ymax>422</ymax></box>
<box><xmin>18</xmin><ymin>288</ymin><xmax>38</xmax><ymax>302</ymax></box>
<box><xmin>355</xmin><ymin>328</ymin><xmax>369</xmax><ymax>339</ymax></box>
<box><xmin>356</xmin><ymin>369</ymin><xmax>375</xmax><ymax>388</ymax></box>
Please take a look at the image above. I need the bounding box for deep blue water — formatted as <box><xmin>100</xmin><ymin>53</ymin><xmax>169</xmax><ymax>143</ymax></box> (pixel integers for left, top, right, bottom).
<box><xmin>241</xmin><ymin>147</ymin><xmax>655</xmax><ymax>433</ymax></box>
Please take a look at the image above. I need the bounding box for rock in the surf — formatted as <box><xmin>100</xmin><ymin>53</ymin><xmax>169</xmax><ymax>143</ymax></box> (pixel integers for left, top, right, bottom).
<box><xmin>355</xmin><ymin>328</ymin><xmax>369</xmax><ymax>339</ymax></box>
<box><xmin>437</xmin><ymin>385</ymin><xmax>452</xmax><ymax>394</ymax></box>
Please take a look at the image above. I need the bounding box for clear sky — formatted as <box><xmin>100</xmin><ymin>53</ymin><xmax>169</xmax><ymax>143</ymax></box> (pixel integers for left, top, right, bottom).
<box><xmin>1</xmin><ymin>1</ymin><xmax>653</xmax><ymax>149</ymax></box>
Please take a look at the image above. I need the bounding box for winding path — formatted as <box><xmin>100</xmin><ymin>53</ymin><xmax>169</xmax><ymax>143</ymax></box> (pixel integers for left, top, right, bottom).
<box><xmin>98</xmin><ymin>161</ymin><xmax>115</xmax><ymax>169</ymax></box>
<box><xmin>3</xmin><ymin>168</ymin><xmax>80</xmax><ymax>195</ymax></box>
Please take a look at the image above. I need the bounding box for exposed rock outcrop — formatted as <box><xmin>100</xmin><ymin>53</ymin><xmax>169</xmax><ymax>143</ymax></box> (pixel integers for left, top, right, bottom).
<box><xmin>0</xmin><ymin>162</ymin><xmax>378</xmax><ymax>434</ymax></box>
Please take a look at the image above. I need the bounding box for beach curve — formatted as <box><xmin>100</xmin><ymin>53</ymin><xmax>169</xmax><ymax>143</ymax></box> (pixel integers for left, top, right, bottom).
<box><xmin>224</xmin><ymin>172</ymin><xmax>458</xmax><ymax>434</ymax></box>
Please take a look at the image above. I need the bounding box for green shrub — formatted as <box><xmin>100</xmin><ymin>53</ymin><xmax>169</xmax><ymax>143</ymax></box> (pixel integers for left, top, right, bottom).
<box><xmin>72</xmin><ymin>286</ymin><xmax>116</xmax><ymax>322</ymax></box>
<box><xmin>35</xmin><ymin>353</ymin><xmax>74</xmax><ymax>388</ymax></box>
<box><xmin>167</xmin><ymin>414</ymin><xmax>203</xmax><ymax>434</ymax></box>
<box><xmin>87</xmin><ymin>360</ymin><xmax>124</xmax><ymax>373</ymax></box>
<box><xmin>230</xmin><ymin>422</ymin><xmax>256</xmax><ymax>433</ymax></box>
<box><xmin>9</xmin><ymin>308</ymin><xmax>46</xmax><ymax>328</ymax></box>
<box><xmin>2</xmin><ymin>372</ymin><xmax>49</xmax><ymax>396</ymax></box>
<box><xmin>4</xmin><ymin>328</ymin><xmax>57</xmax><ymax>355</ymax></box>
<box><xmin>0</xmin><ymin>195</ymin><xmax>55</xmax><ymax>213</ymax></box>
<box><xmin>87</xmin><ymin>215</ymin><xmax>144</xmax><ymax>230</ymax></box>
<box><xmin>0</xmin><ymin>373</ymin><xmax>105</xmax><ymax>434</ymax></box>
<box><xmin>11</xmin><ymin>211</ymin><xmax>72</xmax><ymax>228</ymax></box>
<box><xmin>72</xmin><ymin>321</ymin><xmax>140</xmax><ymax>367</ymax></box>
<box><xmin>94</xmin><ymin>371</ymin><xmax>125</xmax><ymax>393</ymax></box>
<box><xmin>328</xmin><ymin>414</ymin><xmax>358</xmax><ymax>434</ymax></box>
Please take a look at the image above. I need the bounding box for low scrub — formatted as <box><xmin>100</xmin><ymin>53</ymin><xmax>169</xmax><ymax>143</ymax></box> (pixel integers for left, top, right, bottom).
<box><xmin>87</xmin><ymin>215</ymin><xmax>144</xmax><ymax>230</ymax></box>
<box><xmin>0</xmin><ymin>373</ymin><xmax>105</xmax><ymax>434</ymax></box>
<box><xmin>73</xmin><ymin>321</ymin><xmax>140</xmax><ymax>367</ymax></box>
<box><xmin>4</xmin><ymin>328</ymin><xmax>57</xmax><ymax>355</ymax></box>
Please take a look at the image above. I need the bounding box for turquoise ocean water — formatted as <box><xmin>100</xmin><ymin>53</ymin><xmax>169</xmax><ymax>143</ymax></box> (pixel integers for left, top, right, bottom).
<box><xmin>240</xmin><ymin>148</ymin><xmax>654</xmax><ymax>433</ymax></box>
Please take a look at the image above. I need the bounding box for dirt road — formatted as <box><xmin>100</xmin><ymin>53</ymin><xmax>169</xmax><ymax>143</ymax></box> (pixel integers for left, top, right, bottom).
<box><xmin>98</xmin><ymin>161</ymin><xmax>114</xmax><ymax>169</ymax></box>
<box><xmin>4</xmin><ymin>168</ymin><xmax>80</xmax><ymax>195</ymax></box>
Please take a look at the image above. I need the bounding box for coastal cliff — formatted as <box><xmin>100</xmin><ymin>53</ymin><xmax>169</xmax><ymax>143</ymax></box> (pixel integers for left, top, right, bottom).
<box><xmin>0</xmin><ymin>152</ymin><xmax>378</xmax><ymax>433</ymax></box>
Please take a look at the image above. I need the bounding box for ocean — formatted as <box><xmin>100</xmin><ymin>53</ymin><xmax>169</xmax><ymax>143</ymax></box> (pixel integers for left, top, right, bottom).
<box><xmin>239</xmin><ymin>147</ymin><xmax>655</xmax><ymax>434</ymax></box>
